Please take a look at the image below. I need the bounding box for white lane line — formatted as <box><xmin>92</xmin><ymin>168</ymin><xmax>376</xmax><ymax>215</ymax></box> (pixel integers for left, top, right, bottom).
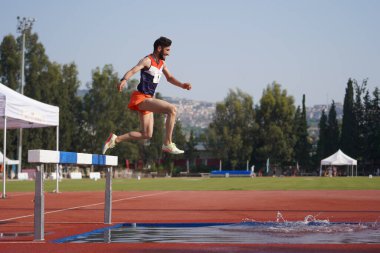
<box><xmin>0</xmin><ymin>213</ymin><xmax>34</xmax><ymax>223</ymax></box>
<box><xmin>0</xmin><ymin>191</ymin><xmax>169</xmax><ymax>223</ymax></box>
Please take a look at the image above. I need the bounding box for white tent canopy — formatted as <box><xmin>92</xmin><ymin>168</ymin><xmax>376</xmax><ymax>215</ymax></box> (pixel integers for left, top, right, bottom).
<box><xmin>0</xmin><ymin>83</ymin><xmax>59</xmax><ymax>128</ymax></box>
<box><xmin>0</xmin><ymin>83</ymin><xmax>59</xmax><ymax>198</ymax></box>
<box><xmin>320</xmin><ymin>149</ymin><xmax>357</xmax><ymax>176</ymax></box>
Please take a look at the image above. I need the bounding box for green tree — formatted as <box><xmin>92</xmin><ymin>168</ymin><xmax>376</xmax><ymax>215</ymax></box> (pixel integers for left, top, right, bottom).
<box><xmin>340</xmin><ymin>78</ymin><xmax>355</xmax><ymax>157</ymax></box>
<box><xmin>293</xmin><ymin>106</ymin><xmax>302</xmax><ymax>146</ymax></box>
<box><xmin>173</xmin><ymin>120</ymin><xmax>186</xmax><ymax>150</ymax></box>
<box><xmin>350</xmin><ymin>79</ymin><xmax>380</xmax><ymax>174</ymax></box>
<box><xmin>186</xmin><ymin>130</ymin><xmax>197</xmax><ymax>169</ymax></box>
<box><xmin>293</xmin><ymin>94</ymin><xmax>311</xmax><ymax>170</ymax></box>
<box><xmin>0</xmin><ymin>34</ymin><xmax>20</xmax><ymax>159</ymax></box>
<box><xmin>0</xmin><ymin>35</ymin><xmax>20</xmax><ymax>90</ymax></box>
<box><xmin>83</xmin><ymin>65</ymin><xmax>123</xmax><ymax>152</ymax></box>
<box><xmin>1</xmin><ymin>31</ymin><xmax>84</xmax><ymax>165</ymax></box>
<box><xmin>22</xmin><ymin>32</ymin><xmax>60</xmax><ymax>161</ymax></box>
<box><xmin>368</xmin><ymin>88</ymin><xmax>380</xmax><ymax>165</ymax></box>
<box><xmin>353</xmin><ymin>79</ymin><xmax>367</xmax><ymax>161</ymax></box>
<box><xmin>325</xmin><ymin>101</ymin><xmax>340</xmax><ymax>156</ymax></box>
<box><xmin>362</xmin><ymin>87</ymin><xmax>380</xmax><ymax>171</ymax></box>
<box><xmin>58</xmin><ymin>63</ymin><xmax>81</xmax><ymax>151</ymax></box>
<box><xmin>255</xmin><ymin>82</ymin><xmax>295</xmax><ymax>166</ymax></box>
<box><xmin>207</xmin><ymin>88</ymin><xmax>256</xmax><ymax>169</ymax></box>
<box><xmin>316</xmin><ymin>110</ymin><xmax>328</xmax><ymax>161</ymax></box>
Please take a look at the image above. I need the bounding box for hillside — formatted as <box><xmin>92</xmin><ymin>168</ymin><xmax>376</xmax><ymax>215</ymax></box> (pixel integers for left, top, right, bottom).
<box><xmin>77</xmin><ymin>90</ymin><xmax>343</xmax><ymax>137</ymax></box>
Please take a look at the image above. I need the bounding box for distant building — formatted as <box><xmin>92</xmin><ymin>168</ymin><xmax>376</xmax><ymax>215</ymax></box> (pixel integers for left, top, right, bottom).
<box><xmin>306</xmin><ymin>103</ymin><xmax>343</xmax><ymax>121</ymax></box>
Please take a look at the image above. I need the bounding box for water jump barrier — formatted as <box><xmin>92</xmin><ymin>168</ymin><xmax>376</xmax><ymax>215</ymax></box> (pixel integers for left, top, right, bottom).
<box><xmin>28</xmin><ymin>149</ymin><xmax>118</xmax><ymax>241</ymax></box>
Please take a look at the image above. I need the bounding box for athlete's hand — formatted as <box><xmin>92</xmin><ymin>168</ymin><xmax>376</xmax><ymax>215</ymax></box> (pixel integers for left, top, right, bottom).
<box><xmin>182</xmin><ymin>83</ymin><xmax>192</xmax><ymax>90</ymax></box>
<box><xmin>117</xmin><ymin>80</ymin><xmax>127</xmax><ymax>92</ymax></box>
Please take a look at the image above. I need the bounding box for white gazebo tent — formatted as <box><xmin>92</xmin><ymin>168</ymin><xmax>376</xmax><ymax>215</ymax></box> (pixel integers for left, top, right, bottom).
<box><xmin>0</xmin><ymin>83</ymin><xmax>59</xmax><ymax>198</ymax></box>
<box><xmin>320</xmin><ymin>149</ymin><xmax>357</xmax><ymax>177</ymax></box>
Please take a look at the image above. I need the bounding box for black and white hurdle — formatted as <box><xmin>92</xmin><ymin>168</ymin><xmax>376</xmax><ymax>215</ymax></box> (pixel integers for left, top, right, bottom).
<box><xmin>28</xmin><ymin>150</ymin><xmax>118</xmax><ymax>241</ymax></box>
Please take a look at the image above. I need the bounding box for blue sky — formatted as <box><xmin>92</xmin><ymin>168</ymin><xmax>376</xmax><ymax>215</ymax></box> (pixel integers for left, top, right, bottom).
<box><xmin>1</xmin><ymin>0</ymin><xmax>379</xmax><ymax>106</ymax></box>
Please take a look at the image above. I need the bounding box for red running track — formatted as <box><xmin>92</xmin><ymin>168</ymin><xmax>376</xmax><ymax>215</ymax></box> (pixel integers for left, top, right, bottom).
<box><xmin>1</xmin><ymin>190</ymin><xmax>380</xmax><ymax>252</ymax></box>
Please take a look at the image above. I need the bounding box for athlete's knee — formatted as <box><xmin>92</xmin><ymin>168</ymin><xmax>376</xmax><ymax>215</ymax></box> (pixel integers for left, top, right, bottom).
<box><xmin>141</xmin><ymin>131</ymin><xmax>153</xmax><ymax>139</ymax></box>
<box><xmin>167</xmin><ymin>104</ymin><xmax>177</xmax><ymax>116</ymax></box>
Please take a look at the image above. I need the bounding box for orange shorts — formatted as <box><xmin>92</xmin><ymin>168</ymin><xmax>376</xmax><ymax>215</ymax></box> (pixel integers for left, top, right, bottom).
<box><xmin>128</xmin><ymin>91</ymin><xmax>153</xmax><ymax>115</ymax></box>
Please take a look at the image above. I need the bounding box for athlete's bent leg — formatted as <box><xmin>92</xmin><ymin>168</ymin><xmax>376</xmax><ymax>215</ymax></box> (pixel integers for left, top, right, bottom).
<box><xmin>138</xmin><ymin>98</ymin><xmax>184</xmax><ymax>154</ymax></box>
<box><xmin>137</xmin><ymin>98</ymin><xmax>177</xmax><ymax>145</ymax></box>
<box><xmin>115</xmin><ymin>112</ymin><xmax>153</xmax><ymax>143</ymax></box>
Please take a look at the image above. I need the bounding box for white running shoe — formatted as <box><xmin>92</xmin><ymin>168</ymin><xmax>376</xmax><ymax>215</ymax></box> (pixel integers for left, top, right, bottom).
<box><xmin>162</xmin><ymin>143</ymin><xmax>184</xmax><ymax>154</ymax></box>
<box><xmin>103</xmin><ymin>133</ymin><xmax>117</xmax><ymax>154</ymax></box>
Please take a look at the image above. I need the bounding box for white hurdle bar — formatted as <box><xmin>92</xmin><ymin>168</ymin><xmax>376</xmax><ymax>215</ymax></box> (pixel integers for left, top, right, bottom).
<box><xmin>28</xmin><ymin>149</ymin><xmax>118</xmax><ymax>241</ymax></box>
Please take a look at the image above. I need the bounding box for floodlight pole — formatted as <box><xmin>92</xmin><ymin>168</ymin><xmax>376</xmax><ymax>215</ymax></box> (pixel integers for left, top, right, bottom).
<box><xmin>16</xmin><ymin>16</ymin><xmax>35</xmax><ymax>176</ymax></box>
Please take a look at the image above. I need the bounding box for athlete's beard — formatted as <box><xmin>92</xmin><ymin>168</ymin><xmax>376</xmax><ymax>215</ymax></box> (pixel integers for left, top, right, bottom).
<box><xmin>159</xmin><ymin>51</ymin><xmax>165</xmax><ymax>60</ymax></box>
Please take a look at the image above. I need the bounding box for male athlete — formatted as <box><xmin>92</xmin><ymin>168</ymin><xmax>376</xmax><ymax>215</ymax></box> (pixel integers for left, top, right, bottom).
<box><xmin>102</xmin><ymin>37</ymin><xmax>192</xmax><ymax>154</ymax></box>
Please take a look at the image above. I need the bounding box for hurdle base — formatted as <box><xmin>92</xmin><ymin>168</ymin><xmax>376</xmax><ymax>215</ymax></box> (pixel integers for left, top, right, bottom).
<box><xmin>34</xmin><ymin>166</ymin><xmax>44</xmax><ymax>241</ymax></box>
<box><xmin>104</xmin><ymin>167</ymin><xmax>112</xmax><ymax>224</ymax></box>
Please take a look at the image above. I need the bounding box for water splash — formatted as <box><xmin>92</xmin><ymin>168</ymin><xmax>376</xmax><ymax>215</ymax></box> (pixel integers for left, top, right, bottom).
<box><xmin>243</xmin><ymin>212</ymin><xmax>329</xmax><ymax>225</ymax></box>
<box><xmin>240</xmin><ymin>212</ymin><xmax>376</xmax><ymax>235</ymax></box>
<box><xmin>276</xmin><ymin>211</ymin><xmax>287</xmax><ymax>223</ymax></box>
<box><xmin>241</xmin><ymin>217</ymin><xmax>256</xmax><ymax>223</ymax></box>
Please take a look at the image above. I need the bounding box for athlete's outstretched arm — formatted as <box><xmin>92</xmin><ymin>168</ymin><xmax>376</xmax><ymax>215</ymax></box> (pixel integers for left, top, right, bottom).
<box><xmin>163</xmin><ymin>65</ymin><xmax>192</xmax><ymax>90</ymax></box>
<box><xmin>118</xmin><ymin>57</ymin><xmax>151</xmax><ymax>92</ymax></box>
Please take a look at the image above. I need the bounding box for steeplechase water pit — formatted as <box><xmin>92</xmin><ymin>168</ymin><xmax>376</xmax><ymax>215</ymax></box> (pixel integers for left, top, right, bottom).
<box><xmin>54</xmin><ymin>213</ymin><xmax>380</xmax><ymax>244</ymax></box>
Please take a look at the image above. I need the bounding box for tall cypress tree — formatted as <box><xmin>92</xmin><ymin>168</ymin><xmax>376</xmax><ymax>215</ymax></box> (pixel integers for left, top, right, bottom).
<box><xmin>293</xmin><ymin>105</ymin><xmax>302</xmax><ymax>158</ymax></box>
<box><xmin>363</xmin><ymin>90</ymin><xmax>372</xmax><ymax>165</ymax></box>
<box><xmin>300</xmin><ymin>94</ymin><xmax>311</xmax><ymax>167</ymax></box>
<box><xmin>363</xmin><ymin>88</ymin><xmax>380</xmax><ymax>171</ymax></box>
<box><xmin>353</xmin><ymin>79</ymin><xmax>366</xmax><ymax>160</ymax></box>
<box><xmin>186</xmin><ymin>130</ymin><xmax>197</xmax><ymax>169</ymax></box>
<box><xmin>340</xmin><ymin>78</ymin><xmax>355</xmax><ymax>157</ymax></box>
<box><xmin>370</xmin><ymin>88</ymin><xmax>380</xmax><ymax>164</ymax></box>
<box><xmin>316</xmin><ymin>110</ymin><xmax>328</xmax><ymax>160</ymax></box>
<box><xmin>326</xmin><ymin>101</ymin><xmax>340</xmax><ymax>156</ymax></box>
<box><xmin>294</xmin><ymin>94</ymin><xmax>311</xmax><ymax>169</ymax></box>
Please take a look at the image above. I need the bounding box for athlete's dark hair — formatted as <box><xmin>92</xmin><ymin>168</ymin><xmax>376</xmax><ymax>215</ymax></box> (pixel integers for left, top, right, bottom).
<box><xmin>154</xmin><ymin>36</ymin><xmax>172</xmax><ymax>51</ymax></box>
